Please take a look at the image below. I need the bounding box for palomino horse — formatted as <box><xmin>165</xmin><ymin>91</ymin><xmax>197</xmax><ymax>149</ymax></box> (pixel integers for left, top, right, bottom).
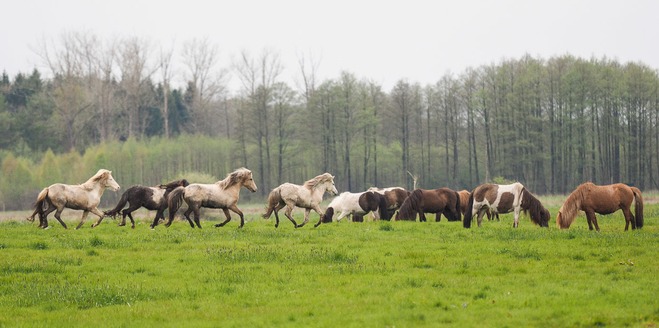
<box><xmin>28</xmin><ymin>169</ymin><xmax>121</xmax><ymax>229</ymax></box>
<box><xmin>320</xmin><ymin>191</ymin><xmax>390</xmax><ymax>223</ymax></box>
<box><xmin>394</xmin><ymin>188</ymin><xmax>461</xmax><ymax>222</ymax></box>
<box><xmin>367</xmin><ymin>187</ymin><xmax>410</xmax><ymax>219</ymax></box>
<box><xmin>556</xmin><ymin>182</ymin><xmax>643</xmax><ymax>231</ymax></box>
<box><xmin>458</xmin><ymin>189</ymin><xmax>499</xmax><ymax>221</ymax></box>
<box><xmin>262</xmin><ymin>173</ymin><xmax>338</xmax><ymax>228</ymax></box>
<box><xmin>104</xmin><ymin>179</ymin><xmax>189</xmax><ymax>229</ymax></box>
<box><xmin>463</xmin><ymin>183</ymin><xmax>550</xmax><ymax>228</ymax></box>
<box><xmin>164</xmin><ymin>168</ymin><xmax>257</xmax><ymax>229</ymax></box>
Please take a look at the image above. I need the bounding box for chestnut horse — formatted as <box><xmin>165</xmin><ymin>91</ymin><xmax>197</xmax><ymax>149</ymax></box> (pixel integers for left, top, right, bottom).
<box><xmin>321</xmin><ymin>191</ymin><xmax>390</xmax><ymax>223</ymax></box>
<box><xmin>458</xmin><ymin>189</ymin><xmax>499</xmax><ymax>221</ymax></box>
<box><xmin>164</xmin><ymin>168</ymin><xmax>257</xmax><ymax>228</ymax></box>
<box><xmin>104</xmin><ymin>179</ymin><xmax>189</xmax><ymax>229</ymax></box>
<box><xmin>28</xmin><ymin>169</ymin><xmax>121</xmax><ymax>229</ymax></box>
<box><xmin>556</xmin><ymin>182</ymin><xmax>643</xmax><ymax>231</ymax></box>
<box><xmin>463</xmin><ymin>183</ymin><xmax>549</xmax><ymax>228</ymax></box>
<box><xmin>394</xmin><ymin>188</ymin><xmax>461</xmax><ymax>222</ymax></box>
<box><xmin>262</xmin><ymin>173</ymin><xmax>338</xmax><ymax>228</ymax></box>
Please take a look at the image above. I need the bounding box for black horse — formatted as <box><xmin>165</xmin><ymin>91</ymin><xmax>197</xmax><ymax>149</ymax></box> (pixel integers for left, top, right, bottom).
<box><xmin>104</xmin><ymin>179</ymin><xmax>189</xmax><ymax>228</ymax></box>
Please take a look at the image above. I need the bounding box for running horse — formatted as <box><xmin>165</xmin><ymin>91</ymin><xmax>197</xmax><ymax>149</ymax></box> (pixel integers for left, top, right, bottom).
<box><xmin>320</xmin><ymin>191</ymin><xmax>390</xmax><ymax>223</ymax></box>
<box><xmin>104</xmin><ymin>179</ymin><xmax>189</xmax><ymax>228</ymax></box>
<box><xmin>164</xmin><ymin>168</ymin><xmax>257</xmax><ymax>228</ymax></box>
<box><xmin>262</xmin><ymin>173</ymin><xmax>338</xmax><ymax>228</ymax></box>
<box><xmin>463</xmin><ymin>183</ymin><xmax>550</xmax><ymax>228</ymax></box>
<box><xmin>28</xmin><ymin>169</ymin><xmax>121</xmax><ymax>229</ymax></box>
<box><xmin>394</xmin><ymin>188</ymin><xmax>461</xmax><ymax>222</ymax></box>
<box><xmin>556</xmin><ymin>182</ymin><xmax>643</xmax><ymax>231</ymax></box>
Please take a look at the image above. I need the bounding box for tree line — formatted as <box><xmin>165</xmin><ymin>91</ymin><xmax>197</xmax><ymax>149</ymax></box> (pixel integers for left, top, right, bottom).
<box><xmin>1</xmin><ymin>31</ymin><xmax>658</xmax><ymax>210</ymax></box>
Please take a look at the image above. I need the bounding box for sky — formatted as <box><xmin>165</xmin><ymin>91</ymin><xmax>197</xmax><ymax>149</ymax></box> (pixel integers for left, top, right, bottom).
<box><xmin>2</xmin><ymin>0</ymin><xmax>658</xmax><ymax>92</ymax></box>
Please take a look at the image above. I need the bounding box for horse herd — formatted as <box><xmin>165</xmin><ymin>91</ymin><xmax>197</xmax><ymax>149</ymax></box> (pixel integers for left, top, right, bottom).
<box><xmin>27</xmin><ymin>168</ymin><xmax>645</xmax><ymax>232</ymax></box>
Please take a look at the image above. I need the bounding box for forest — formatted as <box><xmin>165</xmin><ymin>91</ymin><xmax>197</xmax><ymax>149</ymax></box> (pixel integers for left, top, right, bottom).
<box><xmin>1</xmin><ymin>31</ymin><xmax>658</xmax><ymax>210</ymax></box>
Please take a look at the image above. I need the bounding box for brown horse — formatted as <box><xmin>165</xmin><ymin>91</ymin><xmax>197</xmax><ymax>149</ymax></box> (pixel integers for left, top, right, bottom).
<box><xmin>164</xmin><ymin>168</ymin><xmax>257</xmax><ymax>228</ymax></box>
<box><xmin>104</xmin><ymin>179</ymin><xmax>189</xmax><ymax>229</ymax></box>
<box><xmin>463</xmin><ymin>183</ymin><xmax>550</xmax><ymax>228</ymax></box>
<box><xmin>556</xmin><ymin>182</ymin><xmax>643</xmax><ymax>231</ymax></box>
<box><xmin>394</xmin><ymin>188</ymin><xmax>461</xmax><ymax>222</ymax></box>
<box><xmin>368</xmin><ymin>187</ymin><xmax>410</xmax><ymax>219</ymax></box>
<box><xmin>458</xmin><ymin>189</ymin><xmax>499</xmax><ymax>221</ymax></box>
<box><xmin>29</xmin><ymin>169</ymin><xmax>121</xmax><ymax>229</ymax></box>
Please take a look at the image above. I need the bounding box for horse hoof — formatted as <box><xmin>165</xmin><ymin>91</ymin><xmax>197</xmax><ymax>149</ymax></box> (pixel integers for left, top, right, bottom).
<box><xmin>131</xmin><ymin>226</ymin><xmax>135</xmax><ymax>229</ymax></box>
<box><xmin>43</xmin><ymin>226</ymin><xmax>51</xmax><ymax>230</ymax></box>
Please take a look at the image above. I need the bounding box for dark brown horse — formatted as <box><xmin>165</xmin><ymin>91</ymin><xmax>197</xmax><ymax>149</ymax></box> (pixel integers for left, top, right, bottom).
<box><xmin>463</xmin><ymin>183</ymin><xmax>550</xmax><ymax>228</ymax></box>
<box><xmin>556</xmin><ymin>182</ymin><xmax>643</xmax><ymax>231</ymax></box>
<box><xmin>367</xmin><ymin>187</ymin><xmax>410</xmax><ymax>220</ymax></box>
<box><xmin>104</xmin><ymin>179</ymin><xmax>189</xmax><ymax>229</ymax></box>
<box><xmin>394</xmin><ymin>188</ymin><xmax>461</xmax><ymax>222</ymax></box>
<box><xmin>458</xmin><ymin>189</ymin><xmax>499</xmax><ymax>221</ymax></box>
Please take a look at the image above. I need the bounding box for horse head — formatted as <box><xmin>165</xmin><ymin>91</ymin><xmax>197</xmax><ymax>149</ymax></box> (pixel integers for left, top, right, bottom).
<box><xmin>242</xmin><ymin>170</ymin><xmax>258</xmax><ymax>193</ymax></box>
<box><xmin>323</xmin><ymin>174</ymin><xmax>338</xmax><ymax>196</ymax></box>
<box><xmin>103</xmin><ymin>171</ymin><xmax>121</xmax><ymax>191</ymax></box>
<box><xmin>540</xmin><ymin>207</ymin><xmax>551</xmax><ymax>228</ymax></box>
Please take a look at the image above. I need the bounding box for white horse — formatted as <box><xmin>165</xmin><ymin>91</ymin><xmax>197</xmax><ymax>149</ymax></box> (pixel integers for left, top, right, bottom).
<box><xmin>164</xmin><ymin>168</ymin><xmax>257</xmax><ymax>229</ymax></box>
<box><xmin>29</xmin><ymin>169</ymin><xmax>121</xmax><ymax>229</ymax></box>
<box><xmin>262</xmin><ymin>173</ymin><xmax>338</xmax><ymax>228</ymax></box>
<box><xmin>463</xmin><ymin>182</ymin><xmax>550</xmax><ymax>228</ymax></box>
<box><xmin>321</xmin><ymin>191</ymin><xmax>389</xmax><ymax>222</ymax></box>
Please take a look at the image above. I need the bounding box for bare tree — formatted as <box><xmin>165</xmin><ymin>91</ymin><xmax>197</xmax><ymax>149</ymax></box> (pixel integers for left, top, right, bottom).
<box><xmin>159</xmin><ymin>41</ymin><xmax>175</xmax><ymax>138</ymax></box>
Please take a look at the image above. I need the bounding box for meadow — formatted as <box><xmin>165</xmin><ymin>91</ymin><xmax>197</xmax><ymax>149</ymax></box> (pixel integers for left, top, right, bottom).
<box><xmin>1</xmin><ymin>202</ymin><xmax>659</xmax><ymax>327</ymax></box>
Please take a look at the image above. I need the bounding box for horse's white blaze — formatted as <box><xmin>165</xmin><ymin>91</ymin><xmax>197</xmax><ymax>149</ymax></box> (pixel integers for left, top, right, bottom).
<box><xmin>327</xmin><ymin>192</ymin><xmax>368</xmax><ymax>222</ymax></box>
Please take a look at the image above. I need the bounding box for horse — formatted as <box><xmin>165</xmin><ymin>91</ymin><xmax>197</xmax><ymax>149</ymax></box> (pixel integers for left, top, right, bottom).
<box><xmin>458</xmin><ymin>189</ymin><xmax>499</xmax><ymax>221</ymax></box>
<box><xmin>463</xmin><ymin>183</ymin><xmax>550</xmax><ymax>228</ymax></box>
<box><xmin>104</xmin><ymin>179</ymin><xmax>189</xmax><ymax>229</ymax></box>
<box><xmin>320</xmin><ymin>191</ymin><xmax>390</xmax><ymax>223</ymax></box>
<box><xmin>556</xmin><ymin>182</ymin><xmax>643</xmax><ymax>231</ymax></box>
<box><xmin>394</xmin><ymin>188</ymin><xmax>461</xmax><ymax>222</ymax></box>
<box><xmin>367</xmin><ymin>187</ymin><xmax>410</xmax><ymax>220</ymax></box>
<box><xmin>163</xmin><ymin>168</ymin><xmax>257</xmax><ymax>229</ymax></box>
<box><xmin>28</xmin><ymin>169</ymin><xmax>121</xmax><ymax>229</ymax></box>
<box><xmin>262</xmin><ymin>173</ymin><xmax>338</xmax><ymax>228</ymax></box>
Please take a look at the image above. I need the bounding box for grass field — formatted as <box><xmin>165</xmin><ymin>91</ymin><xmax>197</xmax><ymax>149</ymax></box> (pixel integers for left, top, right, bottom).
<box><xmin>1</xmin><ymin>202</ymin><xmax>659</xmax><ymax>327</ymax></box>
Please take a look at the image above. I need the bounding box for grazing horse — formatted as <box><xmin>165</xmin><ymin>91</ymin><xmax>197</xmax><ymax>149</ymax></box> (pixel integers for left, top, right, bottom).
<box><xmin>104</xmin><ymin>179</ymin><xmax>189</xmax><ymax>229</ymax></box>
<box><xmin>556</xmin><ymin>182</ymin><xmax>643</xmax><ymax>231</ymax></box>
<box><xmin>463</xmin><ymin>183</ymin><xmax>550</xmax><ymax>228</ymax></box>
<box><xmin>367</xmin><ymin>187</ymin><xmax>410</xmax><ymax>220</ymax></box>
<box><xmin>164</xmin><ymin>168</ymin><xmax>257</xmax><ymax>228</ymax></box>
<box><xmin>28</xmin><ymin>169</ymin><xmax>121</xmax><ymax>229</ymax></box>
<box><xmin>394</xmin><ymin>188</ymin><xmax>461</xmax><ymax>222</ymax></box>
<box><xmin>458</xmin><ymin>189</ymin><xmax>499</xmax><ymax>221</ymax></box>
<box><xmin>262</xmin><ymin>173</ymin><xmax>338</xmax><ymax>228</ymax></box>
<box><xmin>320</xmin><ymin>191</ymin><xmax>390</xmax><ymax>223</ymax></box>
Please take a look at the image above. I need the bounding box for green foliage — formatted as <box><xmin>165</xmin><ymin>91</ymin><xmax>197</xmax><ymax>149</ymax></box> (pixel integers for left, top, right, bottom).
<box><xmin>177</xmin><ymin>172</ymin><xmax>217</xmax><ymax>184</ymax></box>
<box><xmin>0</xmin><ymin>153</ymin><xmax>34</xmax><ymax>209</ymax></box>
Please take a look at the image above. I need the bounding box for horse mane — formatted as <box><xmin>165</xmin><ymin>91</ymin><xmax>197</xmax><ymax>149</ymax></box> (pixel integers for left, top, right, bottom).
<box><xmin>397</xmin><ymin>189</ymin><xmax>422</xmax><ymax>221</ymax></box>
<box><xmin>303</xmin><ymin>173</ymin><xmax>333</xmax><ymax>191</ymax></box>
<box><xmin>558</xmin><ymin>182</ymin><xmax>590</xmax><ymax>227</ymax></box>
<box><xmin>520</xmin><ymin>188</ymin><xmax>549</xmax><ymax>227</ymax></box>
<box><xmin>80</xmin><ymin>169</ymin><xmax>111</xmax><ymax>191</ymax></box>
<box><xmin>217</xmin><ymin>168</ymin><xmax>251</xmax><ymax>190</ymax></box>
<box><xmin>159</xmin><ymin>179</ymin><xmax>190</xmax><ymax>191</ymax></box>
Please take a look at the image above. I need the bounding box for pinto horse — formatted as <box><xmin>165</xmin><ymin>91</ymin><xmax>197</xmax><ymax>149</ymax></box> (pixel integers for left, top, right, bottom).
<box><xmin>463</xmin><ymin>183</ymin><xmax>550</xmax><ymax>228</ymax></box>
<box><xmin>262</xmin><ymin>173</ymin><xmax>338</xmax><ymax>228</ymax></box>
<box><xmin>367</xmin><ymin>187</ymin><xmax>410</xmax><ymax>219</ymax></box>
<box><xmin>458</xmin><ymin>189</ymin><xmax>499</xmax><ymax>221</ymax></box>
<box><xmin>394</xmin><ymin>188</ymin><xmax>461</xmax><ymax>222</ymax></box>
<box><xmin>321</xmin><ymin>191</ymin><xmax>390</xmax><ymax>223</ymax></box>
<box><xmin>28</xmin><ymin>169</ymin><xmax>121</xmax><ymax>229</ymax></box>
<box><xmin>164</xmin><ymin>168</ymin><xmax>257</xmax><ymax>228</ymax></box>
<box><xmin>556</xmin><ymin>182</ymin><xmax>643</xmax><ymax>231</ymax></box>
<box><xmin>104</xmin><ymin>179</ymin><xmax>189</xmax><ymax>228</ymax></box>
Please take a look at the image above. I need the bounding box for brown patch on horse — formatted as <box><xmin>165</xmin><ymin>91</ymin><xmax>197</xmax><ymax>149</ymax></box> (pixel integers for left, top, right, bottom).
<box><xmin>473</xmin><ymin>184</ymin><xmax>498</xmax><ymax>204</ymax></box>
<box><xmin>497</xmin><ymin>192</ymin><xmax>514</xmax><ymax>213</ymax></box>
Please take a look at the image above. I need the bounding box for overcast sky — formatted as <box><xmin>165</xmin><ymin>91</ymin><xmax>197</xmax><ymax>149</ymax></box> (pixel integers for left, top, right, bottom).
<box><xmin>2</xmin><ymin>0</ymin><xmax>658</xmax><ymax>91</ymax></box>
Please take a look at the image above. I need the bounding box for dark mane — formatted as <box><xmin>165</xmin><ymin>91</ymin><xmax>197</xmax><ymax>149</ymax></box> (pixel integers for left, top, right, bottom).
<box><xmin>521</xmin><ymin>188</ymin><xmax>550</xmax><ymax>227</ymax></box>
<box><xmin>158</xmin><ymin>179</ymin><xmax>190</xmax><ymax>192</ymax></box>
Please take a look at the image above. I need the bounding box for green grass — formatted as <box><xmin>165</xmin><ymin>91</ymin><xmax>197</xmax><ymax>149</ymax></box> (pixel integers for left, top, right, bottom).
<box><xmin>1</xmin><ymin>204</ymin><xmax>659</xmax><ymax>327</ymax></box>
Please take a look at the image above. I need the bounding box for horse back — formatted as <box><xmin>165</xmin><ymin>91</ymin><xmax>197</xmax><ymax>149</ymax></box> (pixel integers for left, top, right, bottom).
<box><xmin>584</xmin><ymin>184</ymin><xmax>633</xmax><ymax>215</ymax></box>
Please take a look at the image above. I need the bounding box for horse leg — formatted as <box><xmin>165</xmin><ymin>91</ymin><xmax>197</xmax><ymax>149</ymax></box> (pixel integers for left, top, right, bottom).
<box><xmin>183</xmin><ymin>206</ymin><xmax>195</xmax><ymax>228</ymax></box>
<box><xmin>476</xmin><ymin>209</ymin><xmax>486</xmax><ymax>227</ymax></box>
<box><xmin>622</xmin><ymin>207</ymin><xmax>635</xmax><ymax>231</ymax></box>
<box><xmin>215</xmin><ymin>208</ymin><xmax>233</xmax><ymax>228</ymax></box>
<box><xmin>52</xmin><ymin>206</ymin><xmax>68</xmax><ymax>230</ymax></box>
<box><xmin>40</xmin><ymin>204</ymin><xmax>57</xmax><ymax>229</ymax></box>
<box><xmin>312</xmin><ymin>204</ymin><xmax>324</xmax><ymax>228</ymax></box>
<box><xmin>584</xmin><ymin>210</ymin><xmax>595</xmax><ymax>230</ymax></box>
<box><xmin>335</xmin><ymin>211</ymin><xmax>348</xmax><ymax>223</ymax></box>
<box><xmin>273</xmin><ymin>202</ymin><xmax>286</xmax><ymax>228</ymax></box>
<box><xmin>284</xmin><ymin>202</ymin><xmax>298</xmax><ymax>227</ymax></box>
<box><xmin>151</xmin><ymin>209</ymin><xmax>165</xmax><ymax>229</ymax></box>
<box><xmin>75</xmin><ymin>211</ymin><xmax>90</xmax><ymax>230</ymax></box>
<box><xmin>127</xmin><ymin>212</ymin><xmax>136</xmax><ymax>229</ymax></box>
<box><xmin>229</xmin><ymin>205</ymin><xmax>245</xmax><ymax>228</ymax></box>
<box><xmin>513</xmin><ymin>207</ymin><xmax>521</xmax><ymax>228</ymax></box>
<box><xmin>90</xmin><ymin>208</ymin><xmax>106</xmax><ymax>228</ymax></box>
<box><xmin>296</xmin><ymin>208</ymin><xmax>311</xmax><ymax>228</ymax></box>
<box><xmin>419</xmin><ymin>211</ymin><xmax>427</xmax><ymax>222</ymax></box>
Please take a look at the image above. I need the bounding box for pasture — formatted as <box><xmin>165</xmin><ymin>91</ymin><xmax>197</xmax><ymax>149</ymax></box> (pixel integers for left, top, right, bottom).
<box><xmin>1</xmin><ymin>202</ymin><xmax>659</xmax><ymax>327</ymax></box>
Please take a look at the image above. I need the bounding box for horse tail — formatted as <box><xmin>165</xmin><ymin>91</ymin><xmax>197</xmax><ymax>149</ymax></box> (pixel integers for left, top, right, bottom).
<box><xmin>631</xmin><ymin>186</ymin><xmax>644</xmax><ymax>229</ymax></box>
<box><xmin>463</xmin><ymin>191</ymin><xmax>475</xmax><ymax>228</ymax></box>
<box><xmin>321</xmin><ymin>207</ymin><xmax>334</xmax><ymax>223</ymax></box>
<box><xmin>104</xmin><ymin>189</ymin><xmax>130</xmax><ymax>217</ymax></box>
<box><xmin>378</xmin><ymin>193</ymin><xmax>390</xmax><ymax>221</ymax></box>
<box><xmin>167</xmin><ymin>186</ymin><xmax>186</xmax><ymax>222</ymax></box>
<box><xmin>262</xmin><ymin>188</ymin><xmax>282</xmax><ymax>219</ymax></box>
<box><xmin>29</xmin><ymin>188</ymin><xmax>49</xmax><ymax>222</ymax></box>
<box><xmin>451</xmin><ymin>191</ymin><xmax>461</xmax><ymax>222</ymax></box>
